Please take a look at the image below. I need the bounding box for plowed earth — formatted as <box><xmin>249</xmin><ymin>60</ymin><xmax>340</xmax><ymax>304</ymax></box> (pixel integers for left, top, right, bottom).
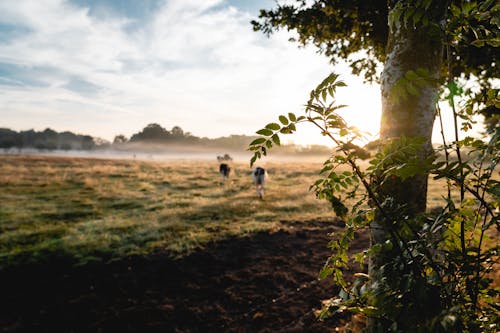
<box><xmin>1</xmin><ymin>221</ymin><xmax>369</xmax><ymax>332</ymax></box>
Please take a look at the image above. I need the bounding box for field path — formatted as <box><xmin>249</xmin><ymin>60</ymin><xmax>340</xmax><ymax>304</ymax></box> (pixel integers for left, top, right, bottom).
<box><xmin>1</xmin><ymin>221</ymin><xmax>369</xmax><ymax>332</ymax></box>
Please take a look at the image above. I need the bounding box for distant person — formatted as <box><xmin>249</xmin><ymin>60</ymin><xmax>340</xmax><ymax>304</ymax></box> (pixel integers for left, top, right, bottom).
<box><xmin>252</xmin><ymin>167</ymin><xmax>267</xmax><ymax>199</ymax></box>
<box><xmin>219</xmin><ymin>163</ymin><xmax>231</xmax><ymax>182</ymax></box>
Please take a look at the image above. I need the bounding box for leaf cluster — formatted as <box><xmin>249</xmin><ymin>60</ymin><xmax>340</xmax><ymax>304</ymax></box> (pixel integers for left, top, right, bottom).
<box><xmin>390</xmin><ymin>68</ymin><xmax>440</xmax><ymax>104</ymax></box>
<box><xmin>252</xmin><ymin>0</ymin><xmax>497</xmax><ymax>87</ymax></box>
<box><xmin>388</xmin><ymin>0</ymin><xmax>443</xmax><ymax>39</ymax></box>
<box><xmin>252</xmin><ymin>0</ymin><xmax>389</xmax><ymax>82</ymax></box>
<box><xmin>248</xmin><ymin>112</ymin><xmax>305</xmax><ymax>166</ymax></box>
<box><xmin>249</xmin><ymin>71</ymin><xmax>499</xmax><ymax>331</ymax></box>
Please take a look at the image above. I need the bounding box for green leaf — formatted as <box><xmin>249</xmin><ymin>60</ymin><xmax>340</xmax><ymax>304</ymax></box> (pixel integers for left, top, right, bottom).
<box><xmin>288</xmin><ymin>113</ymin><xmax>297</xmax><ymax>122</ymax></box>
<box><xmin>279</xmin><ymin>115</ymin><xmax>289</xmax><ymax>125</ymax></box>
<box><xmin>403</xmin><ymin>7</ymin><xmax>414</xmax><ymax>27</ymax></box>
<box><xmin>415</xmin><ymin>68</ymin><xmax>430</xmax><ymax>77</ymax></box>
<box><xmin>422</xmin><ymin>15</ymin><xmax>429</xmax><ymax>27</ymax></box>
<box><xmin>256</xmin><ymin>128</ymin><xmax>273</xmax><ymax>136</ymax></box>
<box><xmin>406</xmin><ymin>82</ymin><xmax>420</xmax><ymax>96</ymax></box>
<box><xmin>353</xmin><ymin>252</ymin><xmax>365</xmax><ymax>264</ymax></box>
<box><xmin>249</xmin><ymin>138</ymin><xmax>266</xmax><ymax>146</ymax></box>
<box><xmin>320</xmin><ymin>165</ymin><xmax>333</xmax><ymax>174</ymax></box>
<box><xmin>250</xmin><ymin>154</ymin><xmax>257</xmax><ymax>166</ymax></box>
<box><xmin>319</xmin><ymin>266</ymin><xmax>334</xmax><ymax>279</ymax></box>
<box><xmin>412</xmin><ymin>9</ymin><xmax>424</xmax><ymax>26</ymax></box>
<box><xmin>271</xmin><ymin>134</ymin><xmax>281</xmax><ymax>145</ymax></box>
<box><xmin>265</xmin><ymin>123</ymin><xmax>281</xmax><ymax>131</ymax></box>
<box><xmin>404</xmin><ymin>70</ymin><xmax>418</xmax><ymax>81</ymax></box>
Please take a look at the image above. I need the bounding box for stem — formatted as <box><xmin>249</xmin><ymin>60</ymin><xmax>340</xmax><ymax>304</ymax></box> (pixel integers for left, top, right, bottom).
<box><xmin>471</xmin><ymin>159</ymin><xmax>495</xmax><ymax>311</ymax></box>
<box><xmin>439</xmin><ymin>173</ymin><xmax>496</xmax><ymax>217</ymax></box>
<box><xmin>436</xmin><ymin>104</ymin><xmax>452</xmax><ymax>202</ymax></box>
<box><xmin>446</xmin><ymin>41</ymin><xmax>466</xmax><ymax>255</ymax></box>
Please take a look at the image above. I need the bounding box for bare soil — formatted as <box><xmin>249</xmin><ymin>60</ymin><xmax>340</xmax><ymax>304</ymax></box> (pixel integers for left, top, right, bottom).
<box><xmin>0</xmin><ymin>221</ymin><xmax>369</xmax><ymax>332</ymax></box>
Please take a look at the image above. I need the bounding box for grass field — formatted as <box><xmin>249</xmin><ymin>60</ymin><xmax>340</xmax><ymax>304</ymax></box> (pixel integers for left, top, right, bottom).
<box><xmin>0</xmin><ymin>153</ymin><xmax>487</xmax><ymax>268</ymax></box>
<box><xmin>0</xmin><ymin>154</ymin><xmax>341</xmax><ymax>267</ymax></box>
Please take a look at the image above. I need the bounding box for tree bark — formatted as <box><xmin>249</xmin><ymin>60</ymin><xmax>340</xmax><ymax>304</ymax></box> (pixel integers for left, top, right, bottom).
<box><xmin>367</xmin><ymin>2</ymin><xmax>446</xmax><ymax>328</ymax></box>
<box><xmin>371</xmin><ymin>3</ymin><xmax>445</xmax><ymax>255</ymax></box>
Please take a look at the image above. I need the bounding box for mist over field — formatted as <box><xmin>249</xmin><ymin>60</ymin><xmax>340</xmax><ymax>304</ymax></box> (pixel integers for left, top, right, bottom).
<box><xmin>1</xmin><ymin>144</ymin><xmax>335</xmax><ymax>164</ymax></box>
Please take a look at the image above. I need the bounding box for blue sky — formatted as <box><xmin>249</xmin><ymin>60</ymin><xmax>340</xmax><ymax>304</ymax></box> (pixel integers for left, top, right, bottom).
<box><xmin>0</xmin><ymin>0</ymin><xmax>383</xmax><ymax>145</ymax></box>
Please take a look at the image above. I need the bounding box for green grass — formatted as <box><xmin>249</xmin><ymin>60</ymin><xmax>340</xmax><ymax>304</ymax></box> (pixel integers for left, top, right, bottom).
<box><xmin>0</xmin><ymin>154</ymin><xmax>462</xmax><ymax>268</ymax></box>
<box><xmin>0</xmin><ymin>155</ymin><xmax>337</xmax><ymax>267</ymax></box>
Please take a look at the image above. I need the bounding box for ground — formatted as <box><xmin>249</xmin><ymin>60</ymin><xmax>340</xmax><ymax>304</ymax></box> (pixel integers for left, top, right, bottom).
<box><xmin>0</xmin><ymin>220</ymin><xmax>369</xmax><ymax>332</ymax></box>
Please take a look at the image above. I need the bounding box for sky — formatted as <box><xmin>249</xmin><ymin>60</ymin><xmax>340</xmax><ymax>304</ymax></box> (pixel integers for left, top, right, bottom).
<box><xmin>0</xmin><ymin>0</ymin><xmax>468</xmax><ymax>146</ymax></box>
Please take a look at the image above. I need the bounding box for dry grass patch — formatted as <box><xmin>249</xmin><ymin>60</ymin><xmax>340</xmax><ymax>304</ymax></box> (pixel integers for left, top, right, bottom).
<box><xmin>0</xmin><ymin>155</ymin><xmax>334</xmax><ymax>266</ymax></box>
<box><xmin>1</xmin><ymin>154</ymin><xmax>488</xmax><ymax>269</ymax></box>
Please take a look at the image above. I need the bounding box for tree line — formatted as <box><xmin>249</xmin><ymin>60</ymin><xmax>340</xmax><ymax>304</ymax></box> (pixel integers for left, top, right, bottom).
<box><xmin>0</xmin><ymin>128</ymin><xmax>96</xmax><ymax>151</ymax></box>
<box><xmin>0</xmin><ymin>123</ymin><xmax>343</xmax><ymax>155</ymax></box>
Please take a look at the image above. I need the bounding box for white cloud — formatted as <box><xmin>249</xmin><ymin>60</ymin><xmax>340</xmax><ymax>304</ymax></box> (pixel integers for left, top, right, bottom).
<box><xmin>0</xmin><ymin>0</ymin><xmax>349</xmax><ymax>143</ymax></box>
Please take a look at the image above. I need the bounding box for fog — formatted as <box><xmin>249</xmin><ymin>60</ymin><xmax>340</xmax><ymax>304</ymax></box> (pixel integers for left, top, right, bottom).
<box><xmin>1</xmin><ymin>144</ymin><xmax>329</xmax><ymax>163</ymax></box>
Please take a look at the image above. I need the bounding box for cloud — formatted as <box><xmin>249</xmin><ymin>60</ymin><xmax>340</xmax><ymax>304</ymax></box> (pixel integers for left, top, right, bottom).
<box><xmin>0</xmin><ymin>0</ymin><xmax>336</xmax><ymax>142</ymax></box>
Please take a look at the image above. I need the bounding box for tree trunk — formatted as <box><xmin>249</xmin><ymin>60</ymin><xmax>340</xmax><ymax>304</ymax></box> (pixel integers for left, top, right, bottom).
<box><xmin>371</xmin><ymin>3</ymin><xmax>445</xmax><ymax>257</ymax></box>
<box><xmin>367</xmin><ymin>2</ymin><xmax>446</xmax><ymax>328</ymax></box>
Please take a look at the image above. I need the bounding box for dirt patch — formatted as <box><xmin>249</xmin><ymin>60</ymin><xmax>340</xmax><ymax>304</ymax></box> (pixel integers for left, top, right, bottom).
<box><xmin>0</xmin><ymin>221</ymin><xmax>369</xmax><ymax>332</ymax></box>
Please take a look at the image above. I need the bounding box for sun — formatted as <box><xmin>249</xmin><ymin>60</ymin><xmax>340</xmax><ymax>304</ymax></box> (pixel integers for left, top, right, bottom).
<box><xmin>291</xmin><ymin>81</ymin><xmax>382</xmax><ymax>147</ymax></box>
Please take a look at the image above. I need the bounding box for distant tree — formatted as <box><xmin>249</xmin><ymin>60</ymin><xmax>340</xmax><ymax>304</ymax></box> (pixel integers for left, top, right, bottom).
<box><xmin>130</xmin><ymin>123</ymin><xmax>171</xmax><ymax>142</ymax></box>
<box><xmin>81</xmin><ymin>135</ymin><xmax>95</xmax><ymax>150</ymax></box>
<box><xmin>59</xmin><ymin>131</ymin><xmax>79</xmax><ymax>149</ymax></box>
<box><xmin>0</xmin><ymin>128</ymin><xmax>21</xmax><ymax>149</ymax></box>
<box><xmin>20</xmin><ymin>129</ymin><xmax>36</xmax><ymax>147</ymax></box>
<box><xmin>42</xmin><ymin>128</ymin><xmax>58</xmax><ymax>150</ymax></box>
<box><xmin>170</xmin><ymin>126</ymin><xmax>184</xmax><ymax>139</ymax></box>
<box><xmin>60</xmin><ymin>143</ymin><xmax>72</xmax><ymax>151</ymax></box>
<box><xmin>93</xmin><ymin>137</ymin><xmax>110</xmax><ymax>148</ymax></box>
<box><xmin>113</xmin><ymin>134</ymin><xmax>128</xmax><ymax>144</ymax></box>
